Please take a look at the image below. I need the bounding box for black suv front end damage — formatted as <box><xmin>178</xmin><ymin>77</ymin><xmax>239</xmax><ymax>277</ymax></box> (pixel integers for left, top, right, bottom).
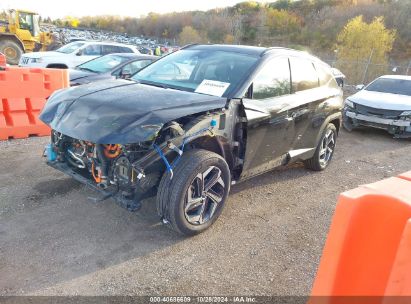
<box><xmin>40</xmin><ymin>44</ymin><xmax>342</xmax><ymax>235</ymax></box>
<box><xmin>40</xmin><ymin>80</ymin><xmax>245</xmax><ymax>212</ymax></box>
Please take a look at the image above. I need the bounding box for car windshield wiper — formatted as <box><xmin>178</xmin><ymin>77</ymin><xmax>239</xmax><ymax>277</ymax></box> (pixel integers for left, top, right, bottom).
<box><xmin>78</xmin><ymin>67</ymin><xmax>98</xmax><ymax>73</ymax></box>
<box><xmin>138</xmin><ymin>80</ymin><xmax>169</xmax><ymax>89</ymax></box>
<box><xmin>137</xmin><ymin>80</ymin><xmax>196</xmax><ymax>93</ymax></box>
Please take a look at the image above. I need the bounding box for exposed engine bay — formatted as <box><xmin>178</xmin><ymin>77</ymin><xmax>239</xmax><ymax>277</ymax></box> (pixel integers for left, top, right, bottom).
<box><xmin>45</xmin><ymin>105</ymin><xmax>245</xmax><ymax>213</ymax></box>
<box><xmin>48</xmin><ymin>130</ymin><xmax>158</xmax><ymax>210</ymax></box>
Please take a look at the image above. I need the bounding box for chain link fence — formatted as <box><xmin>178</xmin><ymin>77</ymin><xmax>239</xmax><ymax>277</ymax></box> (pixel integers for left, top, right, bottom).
<box><xmin>323</xmin><ymin>58</ymin><xmax>411</xmax><ymax>86</ymax></box>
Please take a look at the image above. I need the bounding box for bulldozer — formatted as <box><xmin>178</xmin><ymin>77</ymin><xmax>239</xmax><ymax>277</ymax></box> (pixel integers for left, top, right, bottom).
<box><xmin>0</xmin><ymin>9</ymin><xmax>52</xmax><ymax>65</ymax></box>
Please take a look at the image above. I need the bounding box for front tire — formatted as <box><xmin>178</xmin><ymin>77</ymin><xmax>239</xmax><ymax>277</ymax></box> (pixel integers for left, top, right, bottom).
<box><xmin>0</xmin><ymin>39</ymin><xmax>23</xmax><ymax>65</ymax></box>
<box><xmin>304</xmin><ymin>123</ymin><xmax>337</xmax><ymax>171</ymax></box>
<box><xmin>157</xmin><ymin>149</ymin><xmax>231</xmax><ymax>236</ymax></box>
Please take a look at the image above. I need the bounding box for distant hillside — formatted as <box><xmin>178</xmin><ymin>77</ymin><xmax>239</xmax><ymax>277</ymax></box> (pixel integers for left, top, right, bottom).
<box><xmin>48</xmin><ymin>0</ymin><xmax>410</xmax><ymax>59</ymax></box>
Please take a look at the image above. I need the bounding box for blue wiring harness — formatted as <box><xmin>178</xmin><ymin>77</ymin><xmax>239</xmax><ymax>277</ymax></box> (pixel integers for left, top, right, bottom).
<box><xmin>153</xmin><ymin>120</ymin><xmax>216</xmax><ymax>180</ymax></box>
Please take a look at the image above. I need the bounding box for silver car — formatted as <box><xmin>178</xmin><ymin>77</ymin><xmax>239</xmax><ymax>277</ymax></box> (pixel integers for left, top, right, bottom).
<box><xmin>343</xmin><ymin>75</ymin><xmax>411</xmax><ymax>138</ymax></box>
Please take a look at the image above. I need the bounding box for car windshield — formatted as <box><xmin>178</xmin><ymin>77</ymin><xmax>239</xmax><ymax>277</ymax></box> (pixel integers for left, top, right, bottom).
<box><xmin>365</xmin><ymin>78</ymin><xmax>411</xmax><ymax>96</ymax></box>
<box><xmin>76</xmin><ymin>54</ymin><xmax>130</xmax><ymax>73</ymax></box>
<box><xmin>56</xmin><ymin>42</ymin><xmax>85</xmax><ymax>54</ymax></box>
<box><xmin>132</xmin><ymin>49</ymin><xmax>259</xmax><ymax>97</ymax></box>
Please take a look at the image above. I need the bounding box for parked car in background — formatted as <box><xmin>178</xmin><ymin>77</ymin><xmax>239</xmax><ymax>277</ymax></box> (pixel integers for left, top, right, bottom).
<box><xmin>138</xmin><ymin>46</ymin><xmax>154</xmax><ymax>55</ymax></box>
<box><xmin>70</xmin><ymin>53</ymin><xmax>156</xmax><ymax>86</ymax></box>
<box><xmin>332</xmin><ymin>67</ymin><xmax>346</xmax><ymax>87</ymax></box>
<box><xmin>40</xmin><ymin>45</ymin><xmax>343</xmax><ymax>235</ymax></box>
<box><xmin>343</xmin><ymin>75</ymin><xmax>411</xmax><ymax>138</ymax></box>
<box><xmin>18</xmin><ymin>41</ymin><xmax>140</xmax><ymax>69</ymax></box>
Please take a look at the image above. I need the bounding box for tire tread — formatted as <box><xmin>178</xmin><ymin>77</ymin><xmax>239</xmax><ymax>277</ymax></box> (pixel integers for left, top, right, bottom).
<box><xmin>157</xmin><ymin>149</ymin><xmax>230</xmax><ymax>235</ymax></box>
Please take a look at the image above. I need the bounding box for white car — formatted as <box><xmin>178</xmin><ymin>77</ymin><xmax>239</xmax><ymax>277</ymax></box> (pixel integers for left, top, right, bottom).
<box><xmin>19</xmin><ymin>41</ymin><xmax>140</xmax><ymax>69</ymax></box>
<box><xmin>343</xmin><ymin>75</ymin><xmax>411</xmax><ymax>138</ymax></box>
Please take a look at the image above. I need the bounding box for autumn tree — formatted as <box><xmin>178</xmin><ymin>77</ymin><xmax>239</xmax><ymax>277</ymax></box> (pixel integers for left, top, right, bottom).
<box><xmin>179</xmin><ymin>26</ymin><xmax>203</xmax><ymax>45</ymax></box>
<box><xmin>224</xmin><ymin>34</ymin><xmax>235</xmax><ymax>44</ymax></box>
<box><xmin>65</xmin><ymin>16</ymin><xmax>80</xmax><ymax>28</ymax></box>
<box><xmin>336</xmin><ymin>15</ymin><xmax>395</xmax><ymax>83</ymax></box>
<box><xmin>265</xmin><ymin>8</ymin><xmax>301</xmax><ymax>37</ymax></box>
<box><xmin>0</xmin><ymin>10</ymin><xmax>7</xmax><ymax>21</ymax></box>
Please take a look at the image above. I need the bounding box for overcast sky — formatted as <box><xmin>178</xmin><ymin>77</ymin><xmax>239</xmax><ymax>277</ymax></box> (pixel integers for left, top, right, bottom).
<box><xmin>0</xmin><ymin>0</ymin><xmax>249</xmax><ymax>19</ymax></box>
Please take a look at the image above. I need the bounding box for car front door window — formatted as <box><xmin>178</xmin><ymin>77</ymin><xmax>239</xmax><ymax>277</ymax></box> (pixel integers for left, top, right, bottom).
<box><xmin>252</xmin><ymin>58</ymin><xmax>291</xmax><ymax>99</ymax></box>
<box><xmin>117</xmin><ymin>60</ymin><xmax>153</xmax><ymax>78</ymax></box>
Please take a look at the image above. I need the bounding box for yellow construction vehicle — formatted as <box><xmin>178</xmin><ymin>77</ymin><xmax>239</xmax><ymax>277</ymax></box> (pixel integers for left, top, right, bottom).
<box><xmin>0</xmin><ymin>9</ymin><xmax>52</xmax><ymax>64</ymax></box>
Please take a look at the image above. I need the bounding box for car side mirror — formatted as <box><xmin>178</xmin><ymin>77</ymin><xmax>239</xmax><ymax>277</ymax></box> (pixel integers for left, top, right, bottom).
<box><xmin>75</xmin><ymin>50</ymin><xmax>83</xmax><ymax>56</ymax></box>
<box><xmin>120</xmin><ymin>70</ymin><xmax>132</xmax><ymax>79</ymax></box>
<box><xmin>355</xmin><ymin>84</ymin><xmax>365</xmax><ymax>90</ymax></box>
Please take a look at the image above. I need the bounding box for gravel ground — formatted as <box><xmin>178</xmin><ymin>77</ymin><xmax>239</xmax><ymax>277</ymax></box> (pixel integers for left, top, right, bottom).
<box><xmin>0</xmin><ymin>128</ymin><xmax>410</xmax><ymax>296</ymax></box>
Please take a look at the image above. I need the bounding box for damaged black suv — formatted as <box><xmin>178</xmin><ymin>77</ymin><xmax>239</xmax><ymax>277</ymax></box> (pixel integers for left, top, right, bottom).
<box><xmin>40</xmin><ymin>45</ymin><xmax>343</xmax><ymax>235</ymax></box>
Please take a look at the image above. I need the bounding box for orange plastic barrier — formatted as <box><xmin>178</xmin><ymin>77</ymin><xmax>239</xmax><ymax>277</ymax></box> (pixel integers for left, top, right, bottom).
<box><xmin>0</xmin><ymin>67</ymin><xmax>69</xmax><ymax>140</ymax></box>
<box><xmin>0</xmin><ymin>53</ymin><xmax>5</xmax><ymax>68</ymax></box>
<box><xmin>311</xmin><ymin>171</ymin><xmax>411</xmax><ymax>302</ymax></box>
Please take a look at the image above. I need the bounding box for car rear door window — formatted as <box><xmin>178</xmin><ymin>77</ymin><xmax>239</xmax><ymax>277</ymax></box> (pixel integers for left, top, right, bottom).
<box><xmin>120</xmin><ymin>46</ymin><xmax>134</xmax><ymax>53</ymax></box>
<box><xmin>252</xmin><ymin>57</ymin><xmax>291</xmax><ymax>99</ymax></box>
<box><xmin>102</xmin><ymin>45</ymin><xmax>121</xmax><ymax>55</ymax></box>
<box><xmin>289</xmin><ymin>57</ymin><xmax>319</xmax><ymax>92</ymax></box>
<box><xmin>83</xmin><ymin>44</ymin><xmax>102</xmax><ymax>56</ymax></box>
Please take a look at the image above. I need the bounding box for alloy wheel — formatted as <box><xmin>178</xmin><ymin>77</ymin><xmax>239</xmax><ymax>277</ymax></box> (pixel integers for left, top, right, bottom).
<box><xmin>319</xmin><ymin>129</ymin><xmax>336</xmax><ymax>167</ymax></box>
<box><xmin>184</xmin><ymin>166</ymin><xmax>226</xmax><ymax>225</ymax></box>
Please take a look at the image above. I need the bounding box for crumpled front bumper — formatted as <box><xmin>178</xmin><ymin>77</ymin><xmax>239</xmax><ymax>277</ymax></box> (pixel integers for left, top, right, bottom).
<box><xmin>344</xmin><ymin>110</ymin><xmax>411</xmax><ymax>138</ymax></box>
<box><xmin>46</xmin><ymin>161</ymin><xmax>143</xmax><ymax>211</ymax></box>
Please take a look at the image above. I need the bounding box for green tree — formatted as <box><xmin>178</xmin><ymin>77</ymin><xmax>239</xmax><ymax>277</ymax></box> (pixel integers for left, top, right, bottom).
<box><xmin>336</xmin><ymin>15</ymin><xmax>396</xmax><ymax>83</ymax></box>
<box><xmin>179</xmin><ymin>26</ymin><xmax>203</xmax><ymax>45</ymax></box>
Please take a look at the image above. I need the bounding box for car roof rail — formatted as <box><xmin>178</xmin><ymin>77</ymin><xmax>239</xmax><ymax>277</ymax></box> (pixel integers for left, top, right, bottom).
<box><xmin>261</xmin><ymin>47</ymin><xmax>299</xmax><ymax>56</ymax></box>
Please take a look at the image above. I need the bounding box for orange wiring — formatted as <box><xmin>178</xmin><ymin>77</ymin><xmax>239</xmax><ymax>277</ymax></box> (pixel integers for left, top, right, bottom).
<box><xmin>91</xmin><ymin>161</ymin><xmax>102</xmax><ymax>183</ymax></box>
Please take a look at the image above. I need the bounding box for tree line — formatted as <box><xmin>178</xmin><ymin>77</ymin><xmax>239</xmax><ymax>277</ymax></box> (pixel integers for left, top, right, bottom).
<box><xmin>43</xmin><ymin>0</ymin><xmax>410</xmax><ymax>60</ymax></box>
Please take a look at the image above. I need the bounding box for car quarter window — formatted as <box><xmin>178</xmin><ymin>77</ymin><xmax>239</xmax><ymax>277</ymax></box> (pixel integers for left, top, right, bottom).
<box><xmin>252</xmin><ymin>57</ymin><xmax>291</xmax><ymax>99</ymax></box>
<box><xmin>289</xmin><ymin>57</ymin><xmax>319</xmax><ymax>92</ymax></box>
<box><xmin>120</xmin><ymin>46</ymin><xmax>133</xmax><ymax>53</ymax></box>
<box><xmin>83</xmin><ymin>44</ymin><xmax>102</xmax><ymax>56</ymax></box>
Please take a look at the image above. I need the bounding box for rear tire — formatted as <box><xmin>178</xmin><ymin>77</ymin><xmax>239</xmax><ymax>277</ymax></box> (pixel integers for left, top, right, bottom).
<box><xmin>157</xmin><ymin>149</ymin><xmax>231</xmax><ymax>236</ymax></box>
<box><xmin>0</xmin><ymin>39</ymin><xmax>23</xmax><ymax>65</ymax></box>
<box><xmin>304</xmin><ymin>123</ymin><xmax>337</xmax><ymax>171</ymax></box>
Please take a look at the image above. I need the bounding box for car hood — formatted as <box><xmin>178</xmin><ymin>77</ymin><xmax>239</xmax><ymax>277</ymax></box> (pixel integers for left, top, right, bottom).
<box><xmin>349</xmin><ymin>90</ymin><xmax>411</xmax><ymax>111</ymax></box>
<box><xmin>39</xmin><ymin>79</ymin><xmax>227</xmax><ymax>144</ymax></box>
<box><xmin>69</xmin><ymin>69</ymin><xmax>106</xmax><ymax>82</ymax></box>
<box><xmin>22</xmin><ymin>51</ymin><xmax>66</xmax><ymax>59</ymax></box>
<box><xmin>69</xmin><ymin>69</ymin><xmax>95</xmax><ymax>81</ymax></box>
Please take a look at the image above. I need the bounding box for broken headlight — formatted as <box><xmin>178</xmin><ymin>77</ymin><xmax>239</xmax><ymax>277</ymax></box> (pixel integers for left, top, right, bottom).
<box><xmin>344</xmin><ymin>99</ymin><xmax>355</xmax><ymax>109</ymax></box>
